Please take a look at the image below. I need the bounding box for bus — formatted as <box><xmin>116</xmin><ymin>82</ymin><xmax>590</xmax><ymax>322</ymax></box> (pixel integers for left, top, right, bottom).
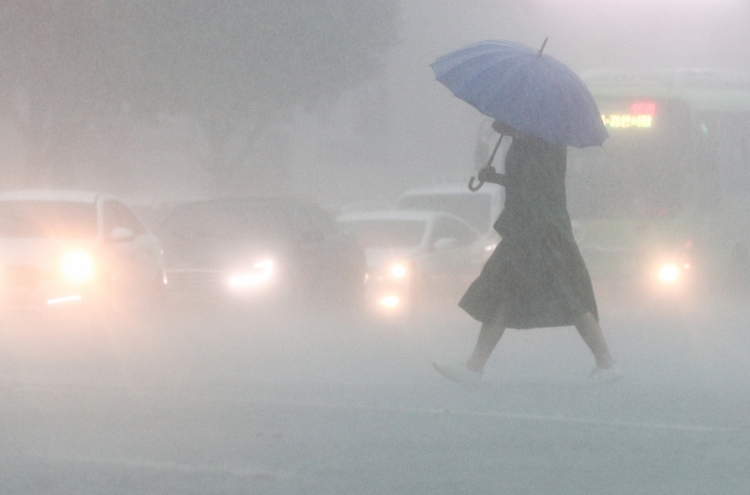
<box><xmin>567</xmin><ymin>68</ymin><xmax>750</xmax><ymax>299</ymax></box>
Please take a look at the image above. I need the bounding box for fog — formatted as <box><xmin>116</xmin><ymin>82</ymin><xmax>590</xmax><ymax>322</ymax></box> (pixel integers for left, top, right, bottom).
<box><xmin>2</xmin><ymin>1</ymin><xmax>750</xmax><ymax>493</ymax></box>
<box><xmin>291</xmin><ymin>0</ymin><xmax>750</xmax><ymax>206</ymax></box>
<box><xmin>2</xmin><ymin>1</ymin><xmax>749</xmax><ymax>205</ymax></box>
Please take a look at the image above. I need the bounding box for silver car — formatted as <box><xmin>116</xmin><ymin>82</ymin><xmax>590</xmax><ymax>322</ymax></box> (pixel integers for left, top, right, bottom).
<box><xmin>0</xmin><ymin>190</ymin><xmax>165</xmax><ymax>315</ymax></box>
<box><xmin>337</xmin><ymin>210</ymin><xmax>492</xmax><ymax>316</ymax></box>
<box><xmin>395</xmin><ymin>183</ymin><xmax>504</xmax><ymax>243</ymax></box>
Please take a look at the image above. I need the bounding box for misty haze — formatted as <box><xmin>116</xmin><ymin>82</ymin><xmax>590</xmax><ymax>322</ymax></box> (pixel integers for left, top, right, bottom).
<box><xmin>1</xmin><ymin>1</ymin><xmax>750</xmax><ymax>494</ymax></box>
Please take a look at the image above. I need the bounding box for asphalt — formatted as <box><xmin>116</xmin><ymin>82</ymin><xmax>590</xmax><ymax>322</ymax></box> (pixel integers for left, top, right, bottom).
<box><xmin>1</xmin><ymin>298</ymin><xmax>749</xmax><ymax>494</ymax></box>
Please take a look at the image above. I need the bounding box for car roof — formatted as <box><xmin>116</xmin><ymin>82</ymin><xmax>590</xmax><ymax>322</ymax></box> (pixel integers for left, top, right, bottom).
<box><xmin>398</xmin><ymin>183</ymin><xmax>502</xmax><ymax>197</ymax></box>
<box><xmin>337</xmin><ymin>209</ymin><xmax>472</xmax><ymax>225</ymax></box>
<box><xmin>0</xmin><ymin>189</ymin><xmax>104</xmax><ymax>203</ymax></box>
<box><xmin>171</xmin><ymin>196</ymin><xmax>314</xmax><ymax>209</ymax></box>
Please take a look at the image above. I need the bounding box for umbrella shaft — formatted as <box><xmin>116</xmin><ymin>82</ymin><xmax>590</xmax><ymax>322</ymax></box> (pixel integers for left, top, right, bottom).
<box><xmin>470</xmin><ymin>133</ymin><xmax>504</xmax><ymax>192</ymax></box>
<box><xmin>485</xmin><ymin>134</ymin><xmax>504</xmax><ymax>169</ymax></box>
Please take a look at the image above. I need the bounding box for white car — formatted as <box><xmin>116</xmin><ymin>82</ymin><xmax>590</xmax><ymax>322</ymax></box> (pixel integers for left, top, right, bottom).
<box><xmin>0</xmin><ymin>190</ymin><xmax>165</xmax><ymax>314</ymax></box>
<box><xmin>337</xmin><ymin>210</ymin><xmax>492</xmax><ymax>315</ymax></box>
<box><xmin>395</xmin><ymin>183</ymin><xmax>504</xmax><ymax>242</ymax></box>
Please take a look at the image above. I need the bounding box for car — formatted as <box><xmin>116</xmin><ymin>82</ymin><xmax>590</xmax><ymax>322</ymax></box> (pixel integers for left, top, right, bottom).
<box><xmin>394</xmin><ymin>183</ymin><xmax>504</xmax><ymax>243</ymax></box>
<box><xmin>336</xmin><ymin>210</ymin><xmax>491</xmax><ymax>316</ymax></box>
<box><xmin>157</xmin><ymin>196</ymin><xmax>366</xmax><ymax>314</ymax></box>
<box><xmin>0</xmin><ymin>190</ymin><xmax>166</xmax><ymax>315</ymax></box>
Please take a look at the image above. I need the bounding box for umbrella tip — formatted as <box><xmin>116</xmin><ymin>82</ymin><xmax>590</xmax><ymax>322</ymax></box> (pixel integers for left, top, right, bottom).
<box><xmin>538</xmin><ymin>37</ymin><xmax>549</xmax><ymax>57</ymax></box>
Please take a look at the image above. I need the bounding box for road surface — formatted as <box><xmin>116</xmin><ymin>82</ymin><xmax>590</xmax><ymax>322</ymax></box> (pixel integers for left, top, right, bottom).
<box><xmin>1</xmin><ymin>298</ymin><xmax>749</xmax><ymax>494</ymax></box>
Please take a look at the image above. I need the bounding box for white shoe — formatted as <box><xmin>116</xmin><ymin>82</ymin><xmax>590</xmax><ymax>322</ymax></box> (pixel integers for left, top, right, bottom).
<box><xmin>589</xmin><ymin>362</ymin><xmax>623</xmax><ymax>383</ymax></box>
<box><xmin>433</xmin><ymin>361</ymin><xmax>482</xmax><ymax>386</ymax></box>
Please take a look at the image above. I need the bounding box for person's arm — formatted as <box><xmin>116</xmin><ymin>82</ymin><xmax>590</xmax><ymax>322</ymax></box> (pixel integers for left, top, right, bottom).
<box><xmin>477</xmin><ymin>166</ymin><xmax>506</xmax><ymax>186</ymax></box>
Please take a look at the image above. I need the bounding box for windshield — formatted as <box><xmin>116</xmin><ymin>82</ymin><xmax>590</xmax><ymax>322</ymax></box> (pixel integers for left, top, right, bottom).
<box><xmin>0</xmin><ymin>200</ymin><xmax>97</xmax><ymax>238</ymax></box>
<box><xmin>162</xmin><ymin>200</ymin><xmax>294</xmax><ymax>241</ymax></box>
<box><xmin>567</xmin><ymin>98</ymin><xmax>692</xmax><ymax>219</ymax></box>
<box><xmin>339</xmin><ymin>219</ymin><xmax>426</xmax><ymax>248</ymax></box>
<box><xmin>396</xmin><ymin>194</ymin><xmax>492</xmax><ymax>232</ymax></box>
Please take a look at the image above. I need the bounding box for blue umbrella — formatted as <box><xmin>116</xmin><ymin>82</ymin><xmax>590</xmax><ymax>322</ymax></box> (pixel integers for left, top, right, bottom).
<box><xmin>432</xmin><ymin>39</ymin><xmax>608</xmax><ymax>149</ymax></box>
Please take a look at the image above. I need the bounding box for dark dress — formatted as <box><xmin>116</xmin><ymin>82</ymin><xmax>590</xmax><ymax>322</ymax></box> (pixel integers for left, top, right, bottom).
<box><xmin>458</xmin><ymin>135</ymin><xmax>598</xmax><ymax>328</ymax></box>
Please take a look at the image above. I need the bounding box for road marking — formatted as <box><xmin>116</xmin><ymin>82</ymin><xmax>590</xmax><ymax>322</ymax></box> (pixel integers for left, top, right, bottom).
<box><xmin>271</xmin><ymin>401</ymin><xmax>731</xmax><ymax>433</ymax></box>
<box><xmin>6</xmin><ymin>382</ymin><xmax>734</xmax><ymax>434</ymax></box>
<box><xmin>26</xmin><ymin>454</ymin><xmax>289</xmax><ymax>479</ymax></box>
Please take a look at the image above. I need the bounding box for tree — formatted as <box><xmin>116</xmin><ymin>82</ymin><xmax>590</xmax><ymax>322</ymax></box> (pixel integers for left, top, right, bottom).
<box><xmin>0</xmin><ymin>0</ymin><xmax>400</xmax><ymax>191</ymax></box>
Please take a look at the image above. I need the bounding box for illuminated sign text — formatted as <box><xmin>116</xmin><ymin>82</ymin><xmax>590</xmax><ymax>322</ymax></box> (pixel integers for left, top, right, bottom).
<box><xmin>601</xmin><ymin>114</ymin><xmax>653</xmax><ymax>128</ymax></box>
<box><xmin>600</xmin><ymin>101</ymin><xmax>657</xmax><ymax>129</ymax></box>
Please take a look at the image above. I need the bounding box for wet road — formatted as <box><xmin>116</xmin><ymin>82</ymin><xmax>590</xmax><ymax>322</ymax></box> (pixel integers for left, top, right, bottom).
<box><xmin>1</xmin><ymin>298</ymin><xmax>749</xmax><ymax>494</ymax></box>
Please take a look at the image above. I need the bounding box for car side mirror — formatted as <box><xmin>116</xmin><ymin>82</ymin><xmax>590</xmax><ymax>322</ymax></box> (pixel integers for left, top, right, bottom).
<box><xmin>110</xmin><ymin>226</ymin><xmax>136</xmax><ymax>242</ymax></box>
<box><xmin>433</xmin><ymin>237</ymin><xmax>459</xmax><ymax>250</ymax></box>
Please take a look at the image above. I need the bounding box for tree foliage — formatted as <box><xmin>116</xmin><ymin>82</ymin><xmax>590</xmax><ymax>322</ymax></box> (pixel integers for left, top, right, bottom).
<box><xmin>0</xmin><ymin>0</ymin><xmax>400</xmax><ymax>189</ymax></box>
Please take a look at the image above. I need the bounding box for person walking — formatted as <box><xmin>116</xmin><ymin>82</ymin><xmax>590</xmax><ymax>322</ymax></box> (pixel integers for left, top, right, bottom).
<box><xmin>434</xmin><ymin>120</ymin><xmax>619</xmax><ymax>384</ymax></box>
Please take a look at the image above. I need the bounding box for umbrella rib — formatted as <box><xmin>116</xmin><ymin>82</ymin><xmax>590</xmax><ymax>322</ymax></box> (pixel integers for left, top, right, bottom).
<box><xmin>431</xmin><ymin>39</ymin><xmax>608</xmax><ymax>148</ymax></box>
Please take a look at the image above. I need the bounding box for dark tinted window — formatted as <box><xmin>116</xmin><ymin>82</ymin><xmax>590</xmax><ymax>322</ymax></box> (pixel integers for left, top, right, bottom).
<box><xmin>103</xmin><ymin>201</ymin><xmax>146</xmax><ymax>236</ymax></box>
<box><xmin>338</xmin><ymin>219</ymin><xmax>426</xmax><ymax>249</ymax></box>
<box><xmin>0</xmin><ymin>200</ymin><xmax>97</xmax><ymax>238</ymax></box>
<box><xmin>162</xmin><ymin>200</ymin><xmax>294</xmax><ymax>241</ymax></box>
<box><xmin>429</xmin><ymin>217</ymin><xmax>478</xmax><ymax>247</ymax></box>
<box><xmin>567</xmin><ymin>98</ymin><xmax>692</xmax><ymax>219</ymax></box>
<box><xmin>709</xmin><ymin>113</ymin><xmax>750</xmax><ymax>195</ymax></box>
<box><xmin>296</xmin><ymin>204</ymin><xmax>337</xmax><ymax>237</ymax></box>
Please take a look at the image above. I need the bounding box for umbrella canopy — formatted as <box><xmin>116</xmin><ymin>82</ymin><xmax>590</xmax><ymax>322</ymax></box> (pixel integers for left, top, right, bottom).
<box><xmin>432</xmin><ymin>40</ymin><xmax>608</xmax><ymax>148</ymax></box>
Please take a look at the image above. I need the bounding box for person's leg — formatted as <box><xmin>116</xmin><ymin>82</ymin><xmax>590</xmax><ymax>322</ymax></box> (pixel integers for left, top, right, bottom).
<box><xmin>574</xmin><ymin>311</ymin><xmax>614</xmax><ymax>369</ymax></box>
<box><xmin>433</xmin><ymin>305</ymin><xmax>506</xmax><ymax>383</ymax></box>
<box><xmin>466</xmin><ymin>306</ymin><xmax>507</xmax><ymax>373</ymax></box>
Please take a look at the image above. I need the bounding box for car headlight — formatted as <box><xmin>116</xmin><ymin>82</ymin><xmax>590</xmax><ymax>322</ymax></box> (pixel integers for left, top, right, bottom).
<box><xmin>389</xmin><ymin>263</ymin><xmax>408</xmax><ymax>279</ymax></box>
<box><xmin>656</xmin><ymin>262</ymin><xmax>691</xmax><ymax>284</ymax></box>
<box><xmin>367</xmin><ymin>261</ymin><xmax>411</xmax><ymax>284</ymax></box>
<box><xmin>378</xmin><ymin>295</ymin><xmax>401</xmax><ymax>308</ymax></box>
<box><xmin>657</xmin><ymin>263</ymin><xmax>680</xmax><ymax>283</ymax></box>
<box><xmin>228</xmin><ymin>259</ymin><xmax>274</xmax><ymax>289</ymax></box>
<box><xmin>60</xmin><ymin>249</ymin><xmax>96</xmax><ymax>284</ymax></box>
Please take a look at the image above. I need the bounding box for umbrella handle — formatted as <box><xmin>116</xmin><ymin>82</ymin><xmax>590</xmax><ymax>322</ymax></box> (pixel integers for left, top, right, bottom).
<box><xmin>468</xmin><ymin>176</ymin><xmax>484</xmax><ymax>191</ymax></box>
<box><xmin>468</xmin><ymin>133</ymin><xmax>503</xmax><ymax>192</ymax></box>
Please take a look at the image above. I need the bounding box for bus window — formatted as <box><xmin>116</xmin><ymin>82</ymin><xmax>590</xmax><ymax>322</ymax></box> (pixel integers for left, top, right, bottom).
<box><xmin>692</xmin><ymin>115</ymin><xmax>722</xmax><ymax>210</ymax></box>
<box><xmin>711</xmin><ymin>114</ymin><xmax>750</xmax><ymax>196</ymax></box>
<box><xmin>567</xmin><ymin>98</ymin><xmax>692</xmax><ymax>219</ymax></box>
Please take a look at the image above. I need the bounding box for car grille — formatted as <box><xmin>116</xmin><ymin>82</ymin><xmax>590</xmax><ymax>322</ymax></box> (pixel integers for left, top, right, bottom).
<box><xmin>165</xmin><ymin>269</ymin><xmax>226</xmax><ymax>292</ymax></box>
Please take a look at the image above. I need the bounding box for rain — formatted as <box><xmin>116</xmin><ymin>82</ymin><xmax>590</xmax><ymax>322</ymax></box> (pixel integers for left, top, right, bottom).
<box><xmin>1</xmin><ymin>1</ymin><xmax>750</xmax><ymax>493</ymax></box>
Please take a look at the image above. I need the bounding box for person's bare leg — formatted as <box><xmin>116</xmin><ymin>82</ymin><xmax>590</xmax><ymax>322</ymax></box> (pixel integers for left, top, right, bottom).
<box><xmin>574</xmin><ymin>311</ymin><xmax>614</xmax><ymax>369</ymax></box>
<box><xmin>466</xmin><ymin>308</ymin><xmax>507</xmax><ymax>373</ymax></box>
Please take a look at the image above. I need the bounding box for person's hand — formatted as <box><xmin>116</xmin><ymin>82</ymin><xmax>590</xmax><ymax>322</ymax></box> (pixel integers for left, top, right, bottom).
<box><xmin>477</xmin><ymin>166</ymin><xmax>495</xmax><ymax>183</ymax></box>
<box><xmin>477</xmin><ymin>166</ymin><xmax>504</xmax><ymax>185</ymax></box>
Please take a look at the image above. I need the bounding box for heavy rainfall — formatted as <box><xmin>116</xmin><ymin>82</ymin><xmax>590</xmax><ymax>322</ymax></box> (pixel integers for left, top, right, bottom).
<box><xmin>1</xmin><ymin>1</ymin><xmax>750</xmax><ymax>494</ymax></box>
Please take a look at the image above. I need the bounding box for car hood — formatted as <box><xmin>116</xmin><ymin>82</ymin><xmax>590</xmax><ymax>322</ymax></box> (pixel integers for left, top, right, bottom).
<box><xmin>363</xmin><ymin>247</ymin><xmax>424</xmax><ymax>269</ymax></box>
<box><xmin>162</xmin><ymin>235</ymin><xmax>287</xmax><ymax>270</ymax></box>
<box><xmin>0</xmin><ymin>238</ymin><xmax>98</xmax><ymax>271</ymax></box>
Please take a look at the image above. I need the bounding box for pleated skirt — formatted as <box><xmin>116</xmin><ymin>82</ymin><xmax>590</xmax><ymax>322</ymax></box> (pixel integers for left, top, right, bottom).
<box><xmin>459</xmin><ymin>227</ymin><xmax>598</xmax><ymax>328</ymax></box>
